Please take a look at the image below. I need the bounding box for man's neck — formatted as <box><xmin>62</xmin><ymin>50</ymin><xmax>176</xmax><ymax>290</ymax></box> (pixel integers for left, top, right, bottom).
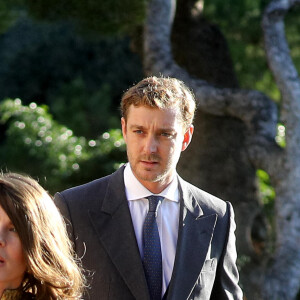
<box><xmin>132</xmin><ymin>168</ymin><xmax>175</xmax><ymax>194</ymax></box>
<box><xmin>140</xmin><ymin>179</ymin><xmax>172</xmax><ymax>194</ymax></box>
<box><xmin>124</xmin><ymin>164</ymin><xmax>178</xmax><ymax>198</ymax></box>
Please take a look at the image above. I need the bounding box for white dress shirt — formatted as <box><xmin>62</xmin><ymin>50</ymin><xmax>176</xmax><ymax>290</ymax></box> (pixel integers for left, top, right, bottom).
<box><xmin>124</xmin><ymin>163</ymin><xmax>180</xmax><ymax>297</ymax></box>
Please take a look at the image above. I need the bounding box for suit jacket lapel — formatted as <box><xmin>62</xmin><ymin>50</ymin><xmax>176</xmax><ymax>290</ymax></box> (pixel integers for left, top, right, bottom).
<box><xmin>88</xmin><ymin>167</ymin><xmax>150</xmax><ymax>300</ymax></box>
<box><xmin>167</xmin><ymin>177</ymin><xmax>217</xmax><ymax>300</ymax></box>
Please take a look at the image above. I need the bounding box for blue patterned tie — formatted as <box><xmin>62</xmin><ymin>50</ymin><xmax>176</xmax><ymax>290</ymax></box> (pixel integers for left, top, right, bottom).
<box><xmin>143</xmin><ymin>195</ymin><xmax>164</xmax><ymax>300</ymax></box>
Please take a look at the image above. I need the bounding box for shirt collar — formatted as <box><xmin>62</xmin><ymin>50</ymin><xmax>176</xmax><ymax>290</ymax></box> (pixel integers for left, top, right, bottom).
<box><xmin>124</xmin><ymin>163</ymin><xmax>179</xmax><ymax>202</ymax></box>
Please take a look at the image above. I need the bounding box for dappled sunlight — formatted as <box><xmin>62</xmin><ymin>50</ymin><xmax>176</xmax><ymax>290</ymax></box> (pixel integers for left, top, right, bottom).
<box><xmin>0</xmin><ymin>98</ymin><xmax>126</xmax><ymax>192</ymax></box>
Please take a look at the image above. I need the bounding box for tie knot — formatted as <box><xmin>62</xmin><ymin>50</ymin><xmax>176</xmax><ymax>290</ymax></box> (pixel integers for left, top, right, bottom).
<box><xmin>147</xmin><ymin>196</ymin><xmax>164</xmax><ymax>212</ymax></box>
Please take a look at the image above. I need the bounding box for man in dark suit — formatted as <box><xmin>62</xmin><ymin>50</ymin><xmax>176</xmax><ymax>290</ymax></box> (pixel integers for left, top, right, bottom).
<box><xmin>54</xmin><ymin>76</ymin><xmax>243</xmax><ymax>300</ymax></box>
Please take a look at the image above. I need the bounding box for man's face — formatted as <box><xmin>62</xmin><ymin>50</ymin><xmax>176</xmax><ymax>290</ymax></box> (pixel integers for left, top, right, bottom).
<box><xmin>121</xmin><ymin>105</ymin><xmax>193</xmax><ymax>193</ymax></box>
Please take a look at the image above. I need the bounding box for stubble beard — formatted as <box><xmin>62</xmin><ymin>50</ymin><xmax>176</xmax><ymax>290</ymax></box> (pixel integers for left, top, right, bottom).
<box><xmin>129</xmin><ymin>152</ymin><xmax>174</xmax><ymax>185</ymax></box>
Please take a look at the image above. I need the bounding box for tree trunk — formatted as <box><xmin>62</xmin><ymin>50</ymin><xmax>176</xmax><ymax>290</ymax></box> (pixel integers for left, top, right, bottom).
<box><xmin>261</xmin><ymin>0</ymin><xmax>300</xmax><ymax>298</ymax></box>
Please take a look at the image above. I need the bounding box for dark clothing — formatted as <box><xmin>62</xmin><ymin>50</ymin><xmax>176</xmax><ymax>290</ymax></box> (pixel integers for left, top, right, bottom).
<box><xmin>54</xmin><ymin>166</ymin><xmax>243</xmax><ymax>300</ymax></box>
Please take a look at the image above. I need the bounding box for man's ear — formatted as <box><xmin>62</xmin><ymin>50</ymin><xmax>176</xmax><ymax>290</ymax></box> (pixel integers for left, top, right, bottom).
<box><xmin>121</xmin><ymin>117</ymin><xmax>127</xmax><ymax>142</ymax></box>
<box><xmin>181</xmin><ymin>125</ymin><xmax>194</xmax><ymax>151</ymax></box>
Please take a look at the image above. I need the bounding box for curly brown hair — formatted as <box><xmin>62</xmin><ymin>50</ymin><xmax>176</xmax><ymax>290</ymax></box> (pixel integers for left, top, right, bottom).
<box><xmin>0</xmin><ymin>172</ymin><xmax>85</xmax><ymax>299</ymax></box>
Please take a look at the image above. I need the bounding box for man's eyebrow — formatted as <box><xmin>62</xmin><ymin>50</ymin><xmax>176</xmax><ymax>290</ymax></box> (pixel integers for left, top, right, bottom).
<box><xmin>129</xmin><ymin>124</ymin><xmax>144</xmax><ymax>129</ymax></box>
<box><xmin>159</xmin><ymin>128</ymin><xmax>175</xmax><ymax>132</ymax></box>
<box><xmin>129</xmin><ymin>124</ymin><xmax>176</xmax><ymax>132</ymax></box>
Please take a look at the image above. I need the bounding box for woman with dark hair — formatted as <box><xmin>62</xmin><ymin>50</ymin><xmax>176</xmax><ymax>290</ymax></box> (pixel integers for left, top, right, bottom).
<box><xmin>0</xmin><ymin>172</ymin><xmax>85</xmax><ymax>299</ymax></box>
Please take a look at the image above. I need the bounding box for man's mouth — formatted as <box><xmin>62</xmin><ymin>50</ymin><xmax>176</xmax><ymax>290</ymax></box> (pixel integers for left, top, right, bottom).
<box><xmin>141</xmin><ymin>160</ymin><xmax>158</xmax><ymax>165</ymax></box>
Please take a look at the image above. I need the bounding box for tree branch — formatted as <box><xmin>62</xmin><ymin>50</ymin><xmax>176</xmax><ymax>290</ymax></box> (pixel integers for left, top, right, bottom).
<box><xmin>262</xmin><ymin>0</ymin><xmax>300</xmax><ymax>123</ymax></box>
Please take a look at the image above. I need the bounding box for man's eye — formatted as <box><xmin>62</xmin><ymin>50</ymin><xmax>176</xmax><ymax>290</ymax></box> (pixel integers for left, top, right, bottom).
<box><xmin>134</xmin><ymin>130</ymin><xmax>143</xmax><ymax>134</ymax></box>
<box><xmin>161</xmin><ymin>132</ymin><xmax>172</xmax><ymax>138</ymax></box>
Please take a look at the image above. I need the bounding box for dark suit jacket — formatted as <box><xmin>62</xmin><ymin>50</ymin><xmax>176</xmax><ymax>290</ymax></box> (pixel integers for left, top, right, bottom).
<box><xmin>54</xmin><ymin>166</ymin><xmax>243</xmax><ymax>300</ymax></box>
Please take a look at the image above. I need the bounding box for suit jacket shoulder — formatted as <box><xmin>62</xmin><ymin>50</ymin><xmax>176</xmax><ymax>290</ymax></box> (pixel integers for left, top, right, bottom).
<box><xmin>53</xmin><ymin>166</ymin><xmax>126</xmax><ymax>252</ymax></box>
<box><xmin>55</xmin><ymin>166</ymin><xmax>125</xmax><ymax>210</ymax></box>
<box><xmin>59</xmin><ymin>172</ymin><xmax>113</xmax><ymax>204</ymax></box>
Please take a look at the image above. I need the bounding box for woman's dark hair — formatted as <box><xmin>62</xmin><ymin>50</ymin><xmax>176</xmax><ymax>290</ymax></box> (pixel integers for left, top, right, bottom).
<box><xmin>0</xmin><ymin>172</ymin><xmax>85</xmax><ymax>299</ymax></box>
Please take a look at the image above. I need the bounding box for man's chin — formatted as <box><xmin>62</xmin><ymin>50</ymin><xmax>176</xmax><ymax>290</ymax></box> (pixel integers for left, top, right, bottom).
<box><xmin>137</xmin><ymin>174</ymin><xmax>158</xmax><ymax>183</ymax></box>
<box><xmin>134</xmin><ymin>169</ymin><xmax>161</xmax><ymax>183</ymax></box>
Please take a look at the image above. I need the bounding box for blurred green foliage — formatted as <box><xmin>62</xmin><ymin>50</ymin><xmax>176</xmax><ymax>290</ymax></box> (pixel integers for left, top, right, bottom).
<box><xmin>49</xmin><ymin>78</ymin><xmax>119</xmax><ymax>137</ymax></box>
<box><xmin>257</xmin><ymin>169</ymin><xmax>275</xmax><ymax>214</ymax></box>
<box><xmin>25</xmin><ymin>0</ymin><xmax>146</xmax><ymax>35</ymax></box>
<box><xmin>0</xmin><ymin>6</ymin><xmax>144</xmax><ymax>192</ymax></box>
<box><xmin>0</xmin><ymin>99</ymin><xmax>126</xmax><ymax>193</ymax></box>
<box><xmin>0</xmin><ymin>0</ymin><xmax>23</xmax><ymax>33</ymax></box>
<box><xmin>3</xmin><ymin>0</ymin><xmax>146</xmax><ymax>36</ymax></box>
<box><xmin>256</xmin><ymin>169</ymin><xmax>276</xmax><ymax>253</ymax></box>
<box><xmin>276</xmin><ymin>123</ymin><xmax>286</xmax><ymax>148</ymax></box>
<box><xmin>0</xmin><ymin>17</ymin><xmax>143</xmax><ymax>137</ymax></box>
<box><xmin>255</xmin><ymin>122</ymin><xmax>285</xmax><ymax>246</ymax></box>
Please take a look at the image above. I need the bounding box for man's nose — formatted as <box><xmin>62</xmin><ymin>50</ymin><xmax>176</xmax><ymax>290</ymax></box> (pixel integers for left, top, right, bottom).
<box><xmin>144</xmin><ymin>135</ymin><xmax>158</xmax><ymax>154</ymax></box>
